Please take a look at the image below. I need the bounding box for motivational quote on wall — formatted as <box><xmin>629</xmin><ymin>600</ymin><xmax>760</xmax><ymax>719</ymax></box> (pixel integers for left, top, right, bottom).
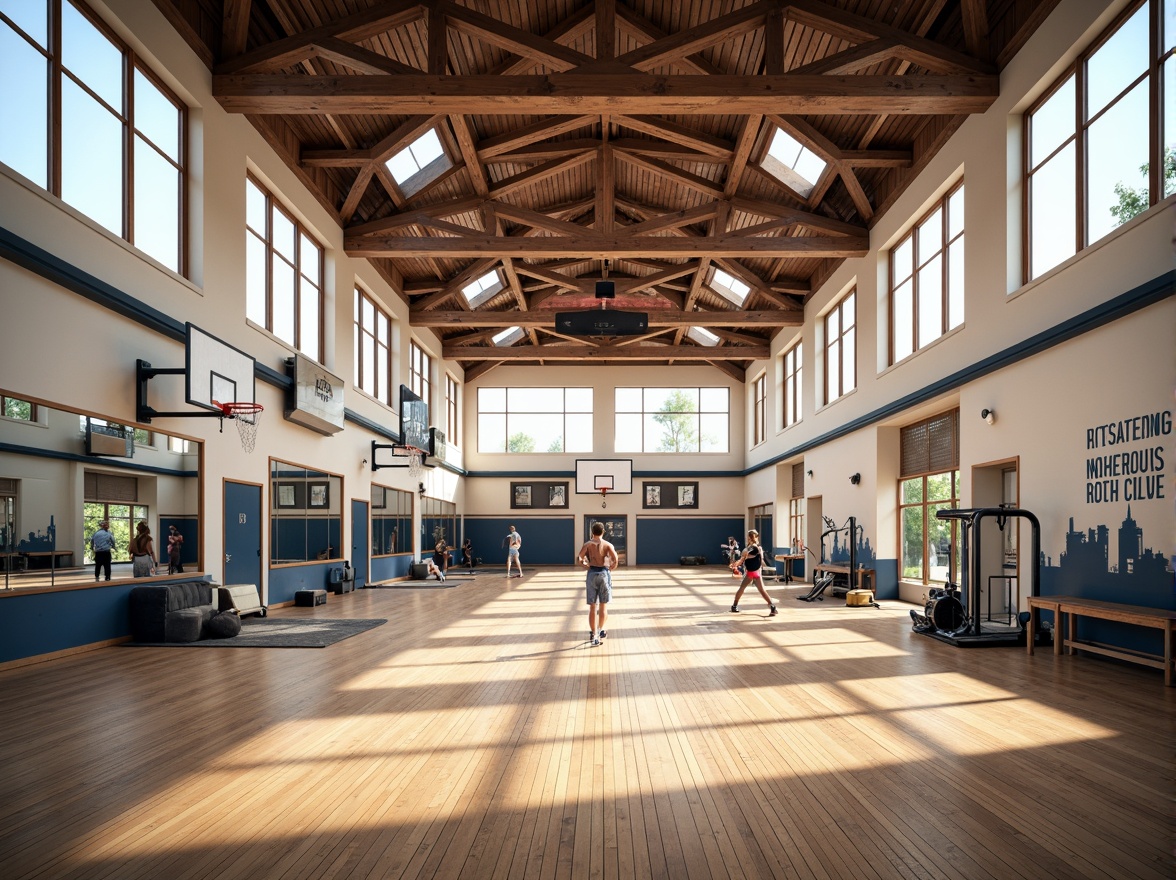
<box><xmin>1085</xmin><ymin>410</ymin><xmax>1171</xmax><ymax>504</ymax></box>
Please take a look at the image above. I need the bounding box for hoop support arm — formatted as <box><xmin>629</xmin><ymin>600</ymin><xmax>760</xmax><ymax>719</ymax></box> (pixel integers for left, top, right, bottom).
<box><xmin>136</xmin><ymin>359</ymin><xmax>223</xmax><ymax>423</ymax></box>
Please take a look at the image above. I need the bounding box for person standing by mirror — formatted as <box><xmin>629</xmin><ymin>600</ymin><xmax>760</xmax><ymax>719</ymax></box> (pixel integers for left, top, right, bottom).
<box><xmin>91</xmin><ymin>520</ymin><xmax>116</xmax><ymax>582</ymax></box>
<box><xmin>129</xmin><ymin>521</ymin><xmax>157</xmax><ymax>578</ymax></box>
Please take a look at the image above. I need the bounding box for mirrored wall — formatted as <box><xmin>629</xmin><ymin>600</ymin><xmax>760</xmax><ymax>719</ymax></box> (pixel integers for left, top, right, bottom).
<box><xmin>372</xmin><ymin>484</ymin><xmax>412</xmax><ymax>557</ymax></box>
<box><xmin>270</xmin><ymin>460</ymin><xmax>342</xmax><ymax>565</ymax></box>
<box><xmin>0</xmin><ymin>392</ymin><xmax>202</xmax><ymax>590</ymax></box>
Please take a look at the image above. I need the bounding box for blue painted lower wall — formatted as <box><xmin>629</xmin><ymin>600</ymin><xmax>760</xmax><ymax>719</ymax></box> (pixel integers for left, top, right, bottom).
<box><xmin>636</xmin><ymin>517</ymin><xmax>745</xmax><ymax>565</ymax></box>
<box><xmin>268</xmin><ymin>563</ymin><xmax>338</xmax><ymax>604</ymax></box>
<box><xmin>463</xmin><ymin>517</ymin><xmax>576</xmax><ymax>566</ymax></box>
<box><xmin>0</xmin><ymin>575</ymin><xmax>212</xmax><ymax>664</ymax></box>
<box><xmin>370</xmin><ymin>554</ymin><xmax>414</xmax><ymax>583</ymax></box>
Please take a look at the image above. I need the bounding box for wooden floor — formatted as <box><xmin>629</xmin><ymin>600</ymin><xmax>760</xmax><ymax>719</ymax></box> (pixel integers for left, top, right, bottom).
<box><xmin>1</xmin><ymin>568</ymin><xmax>1171</xmax><ymax>880</ymax></box>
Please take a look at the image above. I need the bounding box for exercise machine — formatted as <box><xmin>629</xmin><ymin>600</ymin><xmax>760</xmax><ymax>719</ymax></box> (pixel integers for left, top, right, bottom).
<box><xmin>797</xmin><ymin>516</ymin><xmax>869</xmax><ymax>603</ymax></box>
<box><xmin>910</xmin><ymin>506</ymin><xmax>1047</xmax><ymax>647</ymax></box>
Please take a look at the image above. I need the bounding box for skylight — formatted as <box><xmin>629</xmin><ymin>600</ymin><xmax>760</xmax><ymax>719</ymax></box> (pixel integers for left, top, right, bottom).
<box><xmin>764</xmin><ymin>128</ymin><xmax>828</xmax><ymax>197</ymax></box>
<box><xmin>493</xmin><ymin>326</ymin><xmax>524</xmax><ymax>347</ymax></box>
<box><xmin>385</xmin><ymin>129</ymin><xmax>446</xmax><ymax>185</ymax></box>
<box><xmin>461</xmin><ymin>270</ymin><xmax>504</xmax><ymax>306</ymax></box>
<box><xmin>687</xmin><ymin>326</ymin><xmax>720</xmax><ymax>347</ymax></box>
<box><xmin>710</xmin><ymin>268</ymin><xmax>750</xmax><ymax>305</ymax></box>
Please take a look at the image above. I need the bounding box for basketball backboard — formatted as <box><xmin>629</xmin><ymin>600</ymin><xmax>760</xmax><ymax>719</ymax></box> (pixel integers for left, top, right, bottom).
<box><xmin>186</xmin><ymin>323</ymin><xmax>256</xmax><ymax>412</ymax></box>
<box><xmin>575</xmin><ymin>459</ymin><xmax>633</xmax><ymax>494</ymax></box>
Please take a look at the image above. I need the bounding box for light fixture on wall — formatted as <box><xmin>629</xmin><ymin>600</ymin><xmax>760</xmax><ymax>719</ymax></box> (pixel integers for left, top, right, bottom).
<box><xmin>361</xmin><ymin>458</ymin><xmax>368</xmax><ymax>469</ymax></box>
<box><xmin>850</xmin><ymin>473</ymin><xmax>861</xmax><ymax>485</ymax></box>
<box><xmin>418</xmin><ymin>482</ymin><xmax>427</xmax><ymax>498</ymax></box>
<box><xmin>806</xmin><ymin>469</ymin><xmax>813</xmax><ymax>478</ymax></box>
<box><xmin>981</xmin><ymin>408</ymin><xmax>996</xmax><ymax>425</ymax></box>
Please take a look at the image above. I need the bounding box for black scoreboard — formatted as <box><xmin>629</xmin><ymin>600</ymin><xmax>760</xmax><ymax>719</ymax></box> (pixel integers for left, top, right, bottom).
<box><xmin>555</xmin><ymin>310</ymin><xmax>648</xmax><ymax>336</ymax></box>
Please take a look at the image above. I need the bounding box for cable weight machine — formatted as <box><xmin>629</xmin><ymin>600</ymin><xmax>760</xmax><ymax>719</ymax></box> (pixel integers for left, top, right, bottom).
<box><xmin>911</xmin><ymin>507</ymin><xmax>1047</xmax><ymax>647</ymax></box>
<box><xmin>797</xmin><ymin>515</ymin><xmax>869</xmax><ymax>603</ymax></box>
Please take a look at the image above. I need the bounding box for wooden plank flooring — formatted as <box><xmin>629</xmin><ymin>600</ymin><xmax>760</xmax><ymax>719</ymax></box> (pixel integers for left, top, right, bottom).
<box><xmin>0</xmin><ymin>567</ymin><xmax>1172</xmax><ymax>880</ymax></box>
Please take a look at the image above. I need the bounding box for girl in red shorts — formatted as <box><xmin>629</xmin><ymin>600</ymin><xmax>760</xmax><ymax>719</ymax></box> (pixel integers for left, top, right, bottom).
<box><xmin>730</xmin><ymin>529</ymin><xmax>778</xmax><ymax>616</ymax></box>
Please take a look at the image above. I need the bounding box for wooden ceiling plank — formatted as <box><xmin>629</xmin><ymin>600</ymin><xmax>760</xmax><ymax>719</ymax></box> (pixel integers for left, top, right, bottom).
<box><xmin>343</xmin><ymin>231</ymin><xmax>870</xmax><ymax>260</ymax></box>
<box><xmin>477</xmin><ymin>116</ymin><xmax>596</xmax><ymax>160</ymax></box>
<box><xmin>840</xmin><ymin>149</ymin><xmax>912</xmax><ymax>167</ymax></box>
<box><xmin>763</xmin><ymin>5</ymin><xmax>785</xmax><ymax>75</ymax></box>
<box><xmin>612</xmin><ymin>1</ymin><xmax>771</xmax><ymax>72</ymax></box>
<box><xmin>213</xmin><ymin>73</ymin><xmax>1000</xmax><ymax>115</ymax></box>
<box><xmin>783</xmin><ymin>0</ymin><xmax>994</xmax><ymax>74</ymax></box>
<box><xmin>215</xmin><ymin>0</ymin><xmax>427</xmax><ymax>74</ymax></box>
<box><xmin>340</xmin><ymin>166</ymin><xmax>376</xmax><ymax>224</ymax></box>
<box><xmin>448</xmin><ymin>115</ymin><xmax>489</xmax><ymax>196</ymax></box>
<box><xmin>412</xmin><ymin>310</ymin><xmax>799</xmax><ymax>328</ymax></box>
<box><xmin>428</xmin><ymin>4</ymin><xmax>447</xmax><ymax>75</ymax></box>
<box><xmin>222</xmin><ymin>0</ymin><xmax>251</xmax><ymax>60</ymax></box>
<box><xmin>442</xmin><ymin>1</ymin><xmax>595</xmax><ymax>71</ymax></box>
<box><xmin>597</xmin><ymin>144</ymin><xmax>615</xmax><ymax>234</ymax></box>
<box><xmin>613</xmin><ymin>115</ymin><xmax>733</xmax><ymax>158</ymax></box>
<box><xmin>724</xmin><ymin>114</ymin><xmax>763</xmax><ymax>198</ymax></box>
<box><xmin>729</xmin><ymin>194</ymin><xmax>865</xmax><ymax>236</ymax></box>
<box><xmin>301</xmin><ymin>149</ymin><xmax>369</xmax><ymax>167</ymax></box>
<box><xmin>489</xmin><ymin>150</ymin><xmax>596</xmax><ymax>200</ymax></box>
<box><xmin>311</xmin><ymin>38</ymin><xmax>420</xmax><ymax>75</ymax></box>
<box><xmin>960</xmin><ymin>0</ymin><xmax>990</xmax><ymax>61</ymax></box>
<box><xmin>613</xmin><ymin>4</ymin><xmax>723</xmax><ymax>76</ymax></box>
<box><xmin>443</xmin><ymin>343</ymin><xmax>771</xmax><ymax>361</ymax></box>
<box><xmin>596</xmin><ymin>0</ymin><xmax>616</xmax><ymax>61</ymax></box>
<box><xmin>787</xmin><ymin>38</ymin><xmax>898</xmax><ymax>75</ymax></box>
<box><xmin>622</xmin><ymin>203</ymin><xmax>719</xmax><ymax>237</ymax></box>
<box><xmin>614</xmin><ymin>150</ymin><xmax>725</xmax><ymax>200</ymax></box>
<box><xmin>494</xmin><ymin>202</ymin><xmax>599</xmax><ymax>239</ymax></box>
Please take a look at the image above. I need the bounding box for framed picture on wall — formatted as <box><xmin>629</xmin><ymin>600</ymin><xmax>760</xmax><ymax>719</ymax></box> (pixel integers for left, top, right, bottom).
<box><xmin>514</xmin><ymin>484</ymin><xmax>532</xmax><ymax>508</ymax></box>
<box><xmin>308</xmin><ymin>482</ymin><xmax>330</xmax><ymax>509</ymax></box>
<box><xmin>549</xmin><ymin>485</ymin><xmax>567</xmax><ymax>507</ymax></box>
<box><xmin>275</xmin><ymin>483</ymin><xmax>300</xmax><ymax>508</ymax></box>
<box><xmin>678</xmin><ymin>484</ymin><xmax>696</xmax><ymax>507</ymax></box>
<box><xmin>645</xmin><ymin>485</ymin><xmax>661</xmax><ymax>507</ymax></box>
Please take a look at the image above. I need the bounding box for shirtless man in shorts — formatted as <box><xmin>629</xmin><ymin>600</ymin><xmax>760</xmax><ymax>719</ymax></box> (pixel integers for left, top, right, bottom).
<box><xmin>577</xmin><ymin>521</ymin><xmax>619</xmax><ymax>646</ymax></box>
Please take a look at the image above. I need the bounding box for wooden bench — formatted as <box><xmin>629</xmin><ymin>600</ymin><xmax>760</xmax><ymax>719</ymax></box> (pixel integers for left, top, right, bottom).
<box><xmin>1026</xmin><ymin>596</ymin><xmax>1176</xmax><ymax>686</ymax></box>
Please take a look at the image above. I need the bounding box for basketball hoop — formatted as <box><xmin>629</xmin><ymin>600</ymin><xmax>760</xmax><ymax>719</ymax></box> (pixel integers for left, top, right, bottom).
<box><xmin>214</xmin><ymin>401</ymin><xmax>264</xmax><ymax>453</ymax></box>
<box><xmin>394</xmin><ymin>444</ymin><xmax>426</xmax><ymax>480</ymax></box>
<box><xmin>600</xmin><ymin>488</ymin><xmax>608</xmax><ymax>509</ymax></box>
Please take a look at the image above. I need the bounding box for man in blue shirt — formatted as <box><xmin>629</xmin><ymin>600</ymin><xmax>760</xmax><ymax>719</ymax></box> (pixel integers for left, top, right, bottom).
<box><xmin>91</xmin><ymin>520</ymin><xmax>116</xmax><ymax>582</ymax></box>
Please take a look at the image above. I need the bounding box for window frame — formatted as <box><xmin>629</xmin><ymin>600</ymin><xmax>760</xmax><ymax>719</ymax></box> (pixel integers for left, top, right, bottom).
<box><xmin>781</xmin><ymin>342</ymin><xmax>802</xmax><ymax>428</ymax></box>
<box><xmin>1023</xmin><ymin>0</ymin><xmax>1171</xmax><ymax>281</ymax></box>
<box><xmin>889</xmin><ymin>180</ymin><xmax>965</xmax><ymax>365</ymax></box>
<box><xmin>823</xmin><ymin>289</ymin><xmax>856</xmax><ymax>405</ymax></box>
<box><xmin>477</xmin><ymin>386</ymin><xmax>593</xmax><ymax>454</ymax></box>
<box><xmin>614</xmin><ymin>387</ymin><xmax>731</xmax><ymax>454</ymax></box>
<box><xmin>0</xmin><ymin>0</ymin><xmax>188</xmax><ymax>273</ymax></box>
<box><xmin>245</xmin><ymin>173</ymin><xmax>325</xmax><ymax>362</ymax></box>
<box><xmin>1</xmin><ymin>396</ymin><xmax>38</xmax><ymax>422</ymax></box>
<box><xmin>353</xmin><ymin>286</ymin><xmax>394</xmax><ymax>406</ymax></box>
<box><xmin>409</xmin><ymin>341</ymin><xmax>431</xmax><ymax>405</ymax></box>
<box><xmin>445</xmin><ymin>374</ymin><xmax>459</xmax><ymax>448</ymax></box>
<box><xmin>751</xmin><ymin>372</ymin><xmax>766</xmax><ymax>447</ymax></box>
<box><xmin>898</xmin><ymin>470</ymin><xmax>960</xmax><ymax>587</ymax></box>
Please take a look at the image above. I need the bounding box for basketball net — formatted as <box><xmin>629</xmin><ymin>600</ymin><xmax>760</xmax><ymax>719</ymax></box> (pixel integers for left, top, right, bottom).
<box><xmin>214</xmin><ymin>401</ymin><xmax>263</xmax><ymax>454</ymax></box>
<box><xmin>235</xmin><ymin>408</ymin><xmax>261</xmax><ymax>454</ymax></box>
<box><xmin>600</xmin><ymin>488</ymin><xmax>608</xmax><ymax>509</ymax></box>
<box><xmin>407</xmin><ymin>447</ymin><xmax>425</xmax><ymax>480</ymax></box>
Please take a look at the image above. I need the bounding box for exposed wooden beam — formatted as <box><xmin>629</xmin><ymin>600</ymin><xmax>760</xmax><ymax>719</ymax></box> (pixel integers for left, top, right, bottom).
<box><xmin>215</xmin><ymin>0</ymin><xmax>426</xmax><ymax>74</ymax></box>
<box><xmin>444</xmin><ymin>343</ymin><xmax>770</xmax><ymax>361</ymax></box>
<box><xmin>788</xmin><ymin>39</ymin><xmax>898</xmax><ymax>75</ymax></box>
<box><xmin>448</xmin><ymin>115</ymin><xmax>488</xmax><ymax>196</ymax></box>
<box><xmin>442</xmin><ymin>1</ymin><xmax>595</xmax><ymax>71</ymax></box>
<box><xmin>461</xmin><ymin>361</ymin><xmax>503</xmax><ymax>381</ymax></box>
<box><xmin>614</xmin><ymin>150</ymin><xmax>725</xmax><ymax>200</ymax></box>
<box><xmin>960</xmin><ymin>0</ymin><xmax>990</xmax><ymax>61</ymax></box>
<box><xmin>610</xmin><ymin>1</ymin><xmax>771</xmax><ymax>72</ymax></box>
<box><xmin>221</xmin><ymin>0</ymin><xmax>251</xmax><ymax>60</ymax></box>
<box><xmin>213</xmin><ymin>73</ymin><xmax>1000</xmax><ymax>116</ymax></box>
<box><xmin>312</xmin><ymin>38</ymin><xmax>420</xmax><ymax>75</ymax></box>
<box><xmin>412</xmin><ymin>311</ymin><xmax>801</xmax><ymax>328</ymax></box>
<box><xmin>347</xmin><ymin>234</ymin><xmax>868</xmax><ymax>259</ymax></box>
<box><xmin>612</xmin><ymin>116</ymin><xmax>733</xmax><ymax>158</ymax></box>
<box><xmin>707</xmin><ymin>359</ymin><xmax>749</xmax><ymax>382</ymax></box>
<box><xmin>489</xmin><ymin>151</ymin><xmax>596</xmax><ymax>200</ymax></box>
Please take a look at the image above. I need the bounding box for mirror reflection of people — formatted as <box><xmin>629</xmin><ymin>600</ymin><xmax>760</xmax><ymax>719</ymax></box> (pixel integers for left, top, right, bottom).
<box><xmin>167</xmin><ymin>525</ymin><xmax>184</xmax><ymax>574</ymax></box>
<box><xmin>433</xmin><ymin>537</ymin><xmax>450</xmax><ymax>578</ymax></box>
<box><xmin>91</xmin><ymin>520</ymin><xmax>116</xmax><ymax>582</ymax></box>
<box><xmin>129</xmin><ymin>521</ymin><xmax>157</xmax><ymax>578</ymax></box>
<box><xmin>461</xmin><ymin>538</ymin><xmax>473</xmax><ymax>569</ymax></box>
<box><xmin>722</xmin><ymin>536</ymin><xmax>741</xmax><ymax>571</ymax></box>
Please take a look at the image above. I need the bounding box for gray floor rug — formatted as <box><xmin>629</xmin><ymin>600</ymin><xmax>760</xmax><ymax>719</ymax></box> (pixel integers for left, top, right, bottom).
<box><xmin>126</xmin><ymin>618</ymin><xmax>386</xmax><ymax>648</ymax></box>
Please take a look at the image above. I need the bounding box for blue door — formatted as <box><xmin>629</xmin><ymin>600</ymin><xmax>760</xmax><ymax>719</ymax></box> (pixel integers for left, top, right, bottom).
<box><xmin>350</xmin><ymin>498</ymin><xmax>369</xmax><ymax>589</ymax></box>
<box><xmin>224</xmin><ymin>481</ymin><xmax>263</xmax><ymax>598</ymax></box>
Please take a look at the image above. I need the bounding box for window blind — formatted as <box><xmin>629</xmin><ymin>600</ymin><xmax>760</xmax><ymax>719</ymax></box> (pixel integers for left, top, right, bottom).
<box><xmin>900</xmin><ymin>410</ymin><xmax>959</xmax><ymax>477</ymax></box>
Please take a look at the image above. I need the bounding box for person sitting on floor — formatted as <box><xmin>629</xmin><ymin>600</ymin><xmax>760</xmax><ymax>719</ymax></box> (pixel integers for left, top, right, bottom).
<box><xmin>424</xmin><ymin>556</ymin><xmax>446</xmax><ymax>582</ymax></box>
